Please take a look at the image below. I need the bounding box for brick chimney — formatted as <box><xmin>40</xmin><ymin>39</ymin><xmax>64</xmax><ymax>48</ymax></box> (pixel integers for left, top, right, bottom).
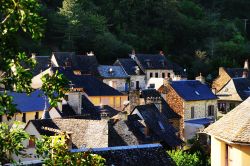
<box><xmin>129</xmin><ymin>90</ymin><xmax>140</xmax><ymax>112</ymax></box>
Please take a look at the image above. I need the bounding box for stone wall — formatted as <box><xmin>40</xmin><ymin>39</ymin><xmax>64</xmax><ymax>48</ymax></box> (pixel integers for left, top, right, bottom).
<box><xmin>130</xmin><ymin>75</ymin><xmax>146</xmax><ymax>90</ymax></box>
<box><xmin>163</xmin><ymin>84</ymin><xmax>184</xmax><ymax>138</ymax></box>
<box><xmin>184</xmin><ymin>100</ymin><xmax>218</xmax><ymax>120</ymax></box>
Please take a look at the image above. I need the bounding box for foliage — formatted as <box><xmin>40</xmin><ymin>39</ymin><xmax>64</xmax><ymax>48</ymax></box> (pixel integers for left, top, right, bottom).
<box><xmin>36</xmin><ymin>133</ymin><xmax>106</xmax><ymax>166</ymax></box>
<box><xmin>167</xmin><ymin>149</ymin><xmax>201</xmax><ymax>166</ymax></box>
<box><xmin>0</xmin><ymin>122</ymin><xmax>29</xmax><ymax>164</ymax></box>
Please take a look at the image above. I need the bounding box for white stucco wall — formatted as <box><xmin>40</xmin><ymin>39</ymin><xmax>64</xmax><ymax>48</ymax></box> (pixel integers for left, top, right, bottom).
<box><xmin>103</xmin><ymin>78</ymin><xmax>127</xmax><ymax>92</ymax></box>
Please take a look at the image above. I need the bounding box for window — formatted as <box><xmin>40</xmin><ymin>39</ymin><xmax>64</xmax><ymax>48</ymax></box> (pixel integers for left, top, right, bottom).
<box><xmin>0</xmin><ymin>115</ymin><xmax>2</xmax><ymax>122</ymax></box>
<box><xmin>150</xmin><ymin>72</ymin><xmax>153</xmax><ymax>78</ymax></box>
<box><xmin>218</xmin><ymin>103</ymin><xmax>226</xmax><ymax>113</ymax></box>
<box><xmin>208</xmin><ymin>105</ymin><xmax>214</xmax><ymax>116</ymax></box>
<box><xmin>136</xmin><ymin>81</ymin><xmax>140</xmax><ymax>89</ymax></box>
<box><xmin>22</xmin><ymin>113</ymin><xmax>26</xmax><ymax>123</ymax></box>
<box><xmin>229</xmin><ymin>103</ymin><xmax>235</xmax><ymax>110</ymax></box>
<box><xmin>191</xmin><ymin>107</ymin><xmax>195</xmax><ymax>118</ymax></box>
<box><xmin>162</xmin><ymin>73</ymin><xmax>165</xmax><ymax>78</ymax></box>
<box><xmin>35</xmin><ymin>112</ymin><xmax>39</xmax><ymax>120</ymax></box>
<box><xmin>28</xmin><ymin>135</ymin><xmax>36</xmax><ymax>148</ymax></box>
<box><xmin>149</xmin><ymin>84</ymin><xmax>155</xmax><ymax>89</ymax></box>
<box><xmin>155</xmin><ymin>73</ymin><xmax>158</xmax><ymax>78</ymax></box>
<box><xmin>167</xmin><ymin>73</ymin><xmax>171</xmax><ymax>78</ymax></box>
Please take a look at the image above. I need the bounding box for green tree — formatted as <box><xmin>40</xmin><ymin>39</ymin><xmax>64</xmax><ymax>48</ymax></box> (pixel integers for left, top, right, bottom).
<box><xmin>0</xmin><ymin>122</ymin><xmax>29</xmax><ymax>164</ymax></box>
<box><xmin>36</xmin><ymin>133</ymin><xmax>106</xmax><ymax>166</ymax></box>
<box><xmin>167</xmin><ymin>149</ymin><xmax>201</xmax><ymax>166</ymax></box>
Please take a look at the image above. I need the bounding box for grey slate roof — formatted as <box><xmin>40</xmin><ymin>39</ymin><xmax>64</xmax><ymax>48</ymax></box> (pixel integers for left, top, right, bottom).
<box><xmin>52</xmin><ymin>52</ymin><xmax>99</xmax><ymax>75</ymax></box>
<box><xmin>135</xmin><ymin>54</ymin><xmax>173</xmax><ymax>70</ymax></box>
<box><xmin>56</xmin><ymin>68</ymin><xmax>124</xmax><ymax>96</ymax></box>
<box><xmin>28</xmin><ymin>119</ymin><xmax>108</xmax><ymax>148</ymax></box>
<box><xmin>6</xmin><ymin>90</ymin><xmax>49</xmax><ymax>113</ymax></box>
<box><xmin>32</xmin><ymin>56</ymin><xmax>50</xmax><ymax>75</ymax></box>
<box><xmin>225</xmin><ymin>68</ymin><xmax>250</xmax><ymax>79</ymax></box>
<box><xmin>140</xmin><ymin>89</ymin><xmax>181</xmax><ymax>119</ymax></box>
<box><xmin>232</xmin><ymin>78</ymin><xmax>250</xmax><ymax>100</ymax></box>
<box><xmin>204</xmin><ymin>97</ymin><xmax>250</xmax><ymax>144</ymax></box>
<box><xmin>98</xmin><ymin>65</ymin><xmax>129</xmax><ymax>78</ymax></box>
<box><xmin>114</xmin><ymin>58</ymin><xmax>145</xmax><ymax>75</ymax></box>
<box><xmin>72</xmin><ymin>144</ymin><xmax>175</xmax><ymax>166</ymax></box>
<box><xmin>170</xmin><ymin>80</ymin><xmax>217</xmax><ymax>101</ymax></box>
<box><xmin>132</xmin><ymin>104</ymin><xmax>183</xmax><ymax>147</ymax></box>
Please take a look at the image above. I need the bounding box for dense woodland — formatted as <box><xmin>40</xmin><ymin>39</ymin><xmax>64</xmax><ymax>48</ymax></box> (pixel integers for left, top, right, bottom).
<box><xmin>19</xmin><ymin>0</ymin><xmax>250</xmax><ymax>78</ymax></box>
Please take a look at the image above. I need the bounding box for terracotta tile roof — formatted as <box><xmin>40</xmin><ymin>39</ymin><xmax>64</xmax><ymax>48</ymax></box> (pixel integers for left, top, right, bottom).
<box><xmin>204</xmin><ymin>97</ymin><xmax>250</xmax><ymax>144</ymax></box>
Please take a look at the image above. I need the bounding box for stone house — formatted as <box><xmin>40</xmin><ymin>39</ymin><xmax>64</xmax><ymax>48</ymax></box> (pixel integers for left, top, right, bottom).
<box><xmin>204</xmin><ymin>97</ymin><xmax>250</xmax><ymax>166</ymax></box>
<box><xmin>216</xmin><ymin>78</ymin><xmax>250</xmax><ymax>116</ymax></box>
<box><xmin>51</xmin><ymin>51</ymin><xmax>99</xmax><ymax>75</ymax></box>
<box><xmin>158</xmin><ymin>80</ymin><xmax>217</xmax><ymax>139</ymax></box>
<box><xmin>98</xmin><ymin>65</ymin><xmax>129</xmax><ymax>92</ymax></box>
<box><xmin>212</xmin><ymin>59</ymin><xmax>249</xmax><ymax>93</ymax></box>
<box><xmin>130</xmin><ymin>52</ymin><xmax>186</xmax><ymax>85</ymax></box>
<box><xmin>56</xmin><ymin>68</ymin><xmax>128</xmax><ymax>111</ymax></box>
<box><xmin>0</xmin><ymin>90</ymin><xmax>49</xmax><ymax>124</ymax></box>
<box><xmin>114</xmin><ymin>58</ymin><xmax>146</xmax><ymax>90</ymax></box>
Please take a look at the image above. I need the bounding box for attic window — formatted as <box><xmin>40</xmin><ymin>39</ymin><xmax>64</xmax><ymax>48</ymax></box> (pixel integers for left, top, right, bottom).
<box><xmin>195</xmin><ymin>91</ymin><xmax>200</xmax><ymax>95</ymax></box>
<box><xmin>145</xmin><ymin>59</ymin><xmax>151</xmax><ymax>67</ymax></box>
<box><xmin>108</xmin><ymin>68</ymin><xmax>114</xmax><ymax>75</ymax></box>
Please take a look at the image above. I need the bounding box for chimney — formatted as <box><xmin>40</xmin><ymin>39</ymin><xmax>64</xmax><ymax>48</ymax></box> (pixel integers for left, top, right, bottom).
<box><xmin>130</xmin><ymin>49</ymin><xmax>136</xmax><ymax>60</ymax></box>
<box><xmin>129</xmin><ymin>90</ymin><xmax>140</xmax><ymax>112</ymax></box>
<box><xmin>31</xmin><ymin>53</ymin><xmax>36</xmax><ymax>59</ymax></box>
<box><xmin>244</xmin><ymin>59</ymin><xmax>249</xmax><ymax>70</ymax></box>
<box><xmin>243</xmin><ymin>70</ymin><xmax>248</xmax><ymax>78</ymax></box>
<box><xmin>67</xmin><ymin>92</ymin><xmax>83</xmax><ymax>115</ymax></box>
<box><xmin>159</xmin><ymin>51</ymin><xmax>164</xmax><ymax>56</ymax></box>
<box><xmin>196</xmin><ymin>73</ymin><xmax>205</xmax><ymax>84</ymax></box>
<box><xmin>87</xmin><ymin>51</ymin><xmax>94</xmax><ymax>56</ymax></box>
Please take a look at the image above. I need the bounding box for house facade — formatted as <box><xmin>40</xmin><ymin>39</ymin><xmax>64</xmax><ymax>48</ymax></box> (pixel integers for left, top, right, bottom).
<box><xmin>98</xmin><ymin>65</ymin><xmax>129</xmax><ymax>92</ymax></box>
<box><xmin>114</xmin><ymin>58</ymin><xmax>146</xmax><ymax>90</ymax></box>
<box><xmin>216</xmin><ymin>78</ymin><xmax>250</xmax><ymax>117</ymax></box>
<box><xmin>204</xmin><ymin>97</ymin><xmax>250</xmax><ymax>166</ymax></box>
<box><xmin>159</xmin><ymin>80</ymin><xmax>217</xmax><ymax>139</ymax></box>
<box><xmin>0</xmin><ymin>90</ymin><xmax>48</xmax><ymax>124</ymax></box>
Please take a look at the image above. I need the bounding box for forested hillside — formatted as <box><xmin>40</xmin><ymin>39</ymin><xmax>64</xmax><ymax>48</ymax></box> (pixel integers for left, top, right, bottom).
<box><xmin>22</xmin><ymin>0</ymin><xmax>250</xmax><ymax>78</ymax></box>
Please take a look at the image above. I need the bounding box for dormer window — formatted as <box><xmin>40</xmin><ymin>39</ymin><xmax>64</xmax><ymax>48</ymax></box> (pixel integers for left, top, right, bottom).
<box><xmin>108</xmin><ymin>68</ymin><xmax>114</xmax><ymax>75</ymax></box>
<box><xmin>64</xmin><ymin>58</ymin><xmax>71</xmax><ymax>67</ymax></box>
<box><xmin>145</xmin><ymin>59</ymin><xmax>151</xmax><ymax>67</ymax></box>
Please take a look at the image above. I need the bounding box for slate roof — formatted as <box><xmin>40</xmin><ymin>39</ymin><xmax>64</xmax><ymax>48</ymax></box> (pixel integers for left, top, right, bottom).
<box><xmin>204</xmin><ymin>97</ymin><xmax>250</xmax><ymax>144</ymax></box>
<box><xmin>132</xmin><ymin>104</ymin><xmax>183</xmax><ymax>147</ymax></box>
<box><xmin>109</xmin><ymin>120</ymin><xmax>141</xmax><ymax>146</ymax></box>
<box><xmin>232</xmin><ymin>78</ymin><xmax>250</xmax><ymax>100</ymax></box>
<box><xmin>140</xmin><ymin>89</ymin><xmax>180</xmax><ymax>119</ymax></box>
<box><xmin>27</xmin><ymin>119</ymin><xmax>108</xmax><ymax>148</ymax></box>
<box><xmin>114</xmin><ymin>58</ymin><xmax>145</xmax><ymax>75</ymax></box>
<box><xmin>134</xmin><ymin>54</ymin><xmax>173</xmax><ymax>70</ymax></box>
<box><xmin>170</xmin><ymin>80</ymin><xmax>217</xmax><ymax>101</ymax></box>
<box><xmin>185</xmin><ymin>118</ymin><xmax>214</xmax><ymax>126</ymax></box>
<box><xmin>5</xmin><ymin>90</ymin><xmax>49</xmax><ymax>113</ymax></box>
<box><xmin>225</xmin><ymin>68</ymin><xmax>250</xmax><ymax>79</ymax></box>
<box><xmin>55</xmin><ymin>68</ymin><xmax>124</xmax><ymax>96</ymax></box>
<box><xmin>52</xmin><ymin>52</ymin><xmax>99</xmax><ymax>75</ymax></box>
<box><xmin>32</xmin><ymin>56</ymin><xmax>50</xmax><ymax>75</ymax></box>
<box><xmin>72</xmin><ymin>144</ymin><xmax>175</xmax><ymax>166</ymax></box>
<box><xmin>98</xmin><ymin>65</ymin><xmax>129</xmax><ymax>78</ymax></box>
